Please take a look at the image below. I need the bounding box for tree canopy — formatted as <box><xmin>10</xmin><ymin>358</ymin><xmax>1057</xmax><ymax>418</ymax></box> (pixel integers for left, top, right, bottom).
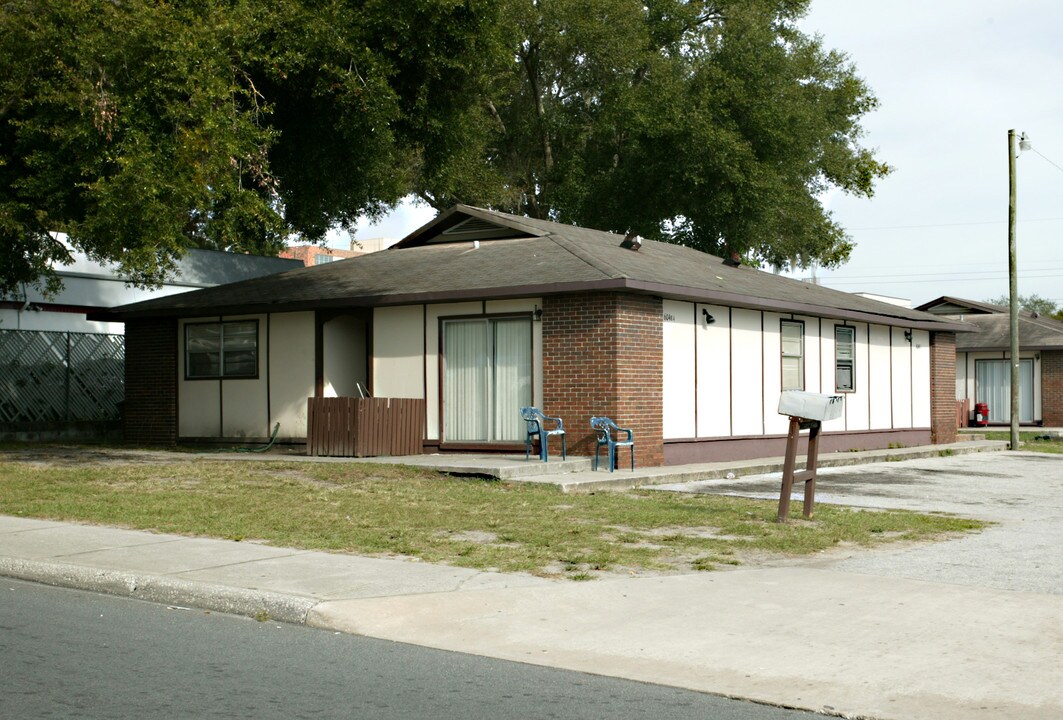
<box><xmin>1</xmin><ymin>0</ymin><xmax>887</xmax><ymax>296</ymax></box>
<box><xmin>1</xmin><ymin>0</ymin><xmax>499</xmax><ymax>294</ymax></box>
<box><xmin>986</xmin><ymin>294</ymin><xmax>1063</xmax><ymax>321</ymax></box>
<box><xmin>420</xmin><ymin>0</ymin><xmax>889</xmax><ymax>269</ymax></box>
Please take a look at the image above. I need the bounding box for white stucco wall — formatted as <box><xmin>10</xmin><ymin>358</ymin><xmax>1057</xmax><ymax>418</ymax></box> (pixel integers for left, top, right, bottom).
<box><xmin>662</xmin><ymin>299</ymin><xmax>697</xmax><ymax>439</ymax></box>
<box><xmin>694</xmin><ymin>304</ymin><xmax>732</xmax><ymax>438</ymax></box>
<box><xmin>662</xmin><ymin>305</ymin><xmax>932</xmax><ymax>441</ymax></box>
<box><xmin>868</xmin><ymin>324</ymin><xmax>893</xmax><ymax>430</ymax></box>
<box><xmin>373</xmin><ymin>305</ymin><xmax>427</xmax><ymax>400</ymax></box>
<box><xmin>269</xmin><ymin>311</ymin><xmax>315</xmax><ymax>439</ymax></box>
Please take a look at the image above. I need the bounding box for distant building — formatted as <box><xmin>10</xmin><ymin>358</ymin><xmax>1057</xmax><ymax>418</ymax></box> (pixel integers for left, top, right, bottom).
<box><xmin>280</xmin><ymin>245</ymin><xmax>362</xmax><ymax>267</ymax></box>
<box><xmin>1</xmin><ymin>248</ymin><xmax>301</xmax><ymax>334</ymax></box>
<box><xmin>280</xmin><ymin>237</ymin><xmax>400</xmax><ymax>267</ymax></box>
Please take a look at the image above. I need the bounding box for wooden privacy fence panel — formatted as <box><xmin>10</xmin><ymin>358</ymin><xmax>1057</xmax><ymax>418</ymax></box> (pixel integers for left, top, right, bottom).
<box><xmin>307</xmin><ymin>397</ymin><xmax>425</xmax><ymax>457</ymax></box>
<box><xmin>956</xmin><ymin>398</ymin><xmax>971</xmax><ymax>429</ymax></box>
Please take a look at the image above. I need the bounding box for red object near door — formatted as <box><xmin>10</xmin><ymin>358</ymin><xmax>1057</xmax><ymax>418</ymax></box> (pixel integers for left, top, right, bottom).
<box><xmin>974</xmin><ymin>402</ymin><xmax>989</xmax><ymax>426</ymax></box>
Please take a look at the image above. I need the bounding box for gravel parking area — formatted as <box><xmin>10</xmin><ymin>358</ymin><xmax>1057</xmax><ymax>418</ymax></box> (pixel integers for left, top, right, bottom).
<box><xmin>655</xmin><ymin>451</ymin><xmax>1063</xmax><ymax>595</ymax></box>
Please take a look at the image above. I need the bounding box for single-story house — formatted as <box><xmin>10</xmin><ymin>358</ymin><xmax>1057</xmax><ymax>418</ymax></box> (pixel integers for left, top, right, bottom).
<box><xmin>916</xmin><ymin>296</ymin><xmax>1063</xmax><ymax>426</ymax></box>
<box><xmin>102</xmin><ymin>205</ymin><xmax>968</xmax><ymax>464</ymax></box>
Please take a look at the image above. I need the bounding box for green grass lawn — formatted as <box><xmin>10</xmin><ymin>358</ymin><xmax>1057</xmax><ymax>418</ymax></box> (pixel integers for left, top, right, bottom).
<box><xmin>981</xmin><ymin>431</ymin><xmax>1063</xmax><ymax>453</ymax></box>
<box><xmin>0</xmin><ymin>452</ymin><xmax>986</xmax><ymax>580</ymax></box>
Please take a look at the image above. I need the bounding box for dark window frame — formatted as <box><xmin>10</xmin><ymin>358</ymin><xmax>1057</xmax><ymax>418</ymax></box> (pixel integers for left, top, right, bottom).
<box><xmin>835</xmin><ymin>325</ymin><xmax>856</xmax><ymax>393</ymax></box>
<box><xmin>780</xmin><ymin>319</ymin><xmax>805</xmax><ymax>391</ymax></box>
<box><xmin>184</xmin><ymin>319</ymin><xmax>260</xmax><ymax>380</ymax></box>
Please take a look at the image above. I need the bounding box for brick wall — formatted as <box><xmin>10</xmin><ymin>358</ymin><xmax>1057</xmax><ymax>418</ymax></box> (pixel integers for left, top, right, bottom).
<box><xmin>542</xmin><ymin>292</ymin><xmax>664</xmax><ymax>466</ymax></box>
<box><xmin>929</xmin><ymin>331</ymin><xmax>957</xmax><ymax>444</ymax></box>
<box><xmin>123</xmin><ymin>318</ymin><xmax>177</xmax><ymax>446</ymax></box>
<box><xmin>1042</xmin><ymin>350</ymin><xmax>1063</xmax><ymax>426</ymax></box>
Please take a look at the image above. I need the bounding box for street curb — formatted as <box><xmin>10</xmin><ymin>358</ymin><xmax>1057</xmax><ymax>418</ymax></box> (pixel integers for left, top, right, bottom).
<box><xmin>0</xmin><ymin>557</ymin><xmax>318</xmax><ymax>625</ymax></box>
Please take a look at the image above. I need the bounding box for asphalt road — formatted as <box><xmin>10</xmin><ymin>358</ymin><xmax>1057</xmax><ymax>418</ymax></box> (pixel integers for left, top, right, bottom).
<box><xmin>0</xmin><ymin>578</ymin><xmax>827</xmax><ymax>720</ymax></box>
<box><xmin>656</xmin><ymin>451</ymin><xmax>1063</xmax><ymax>595</ymax></box>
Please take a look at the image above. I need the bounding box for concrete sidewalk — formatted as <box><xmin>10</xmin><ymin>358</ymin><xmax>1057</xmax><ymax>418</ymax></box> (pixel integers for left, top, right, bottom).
<box><xmin>3</xmin><ymin>508</ymin><xmax>1063</xmax><ymax>720</ymax></box>
<box><xmin>3</xmin><ymin>443</ymin><xmax>1062</xmax><ymax>719</ymax></box>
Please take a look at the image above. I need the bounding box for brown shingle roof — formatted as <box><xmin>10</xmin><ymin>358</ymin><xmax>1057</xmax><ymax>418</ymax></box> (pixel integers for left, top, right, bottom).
<box><xmin>106</xmin><ymin>205</ymin><xmax>965</xmax><ymax>330</ymax></box>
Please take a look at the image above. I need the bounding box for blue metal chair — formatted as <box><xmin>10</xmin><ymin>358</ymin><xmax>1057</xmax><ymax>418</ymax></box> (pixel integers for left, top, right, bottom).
<box><xmin>519</xmin><ymin>407</ymin><xmax>566</xmax><ymax>462</ymax></box>
<box><xmin>590</xmin><ymin>416</ymin><xmax>634</xmax><ymax>472</ymax></box>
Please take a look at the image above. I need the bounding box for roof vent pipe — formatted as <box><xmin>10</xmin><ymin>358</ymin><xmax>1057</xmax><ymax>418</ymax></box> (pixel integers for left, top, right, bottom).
<box><xmin>620</xmin><ymin>231</ymin><xmax>642</xmax><ymax>251</ymax></box>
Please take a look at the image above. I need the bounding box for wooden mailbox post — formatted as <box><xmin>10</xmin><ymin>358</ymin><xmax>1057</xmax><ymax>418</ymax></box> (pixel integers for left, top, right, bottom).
<box><xmin>776</xmin><ymin>392</ymin><xmax>844</xmax><ymax>522</ymax></box>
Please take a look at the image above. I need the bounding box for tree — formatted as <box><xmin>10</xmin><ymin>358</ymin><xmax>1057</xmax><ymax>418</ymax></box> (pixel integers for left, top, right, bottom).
<box><xmin>0</xmin><ymin>0</ymin><xmax>502</xmax><ymax>295</ymax></box>
<box><xmin>417</xmin><ymin>0</ymin><xmax>889</xmax><ymax>269</ymax></box>
<box><xmin>3</xmin><ymin>0</ymin><xmax>885</xmax><ymax>296</ymax></box>
<box><xmin>987</xmin><ymin>294</ymin><xmax>1062</xmax><ymax>320</ymax></box>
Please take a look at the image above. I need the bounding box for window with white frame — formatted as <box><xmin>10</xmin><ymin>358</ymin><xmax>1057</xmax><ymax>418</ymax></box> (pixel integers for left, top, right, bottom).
<box><xmin>835</xmin><ymin>325</ymin><xmax>855</xmax><ymax>392</ymax></box>
<box><xmin>185</xmin><ymin>320</ymin><xmax>258</xmax><ymax>379</ymax></box>
<box><xmin>780</xmin><ymin>320</ymin><xmax>804</xmax><ymax>391</ymax></box>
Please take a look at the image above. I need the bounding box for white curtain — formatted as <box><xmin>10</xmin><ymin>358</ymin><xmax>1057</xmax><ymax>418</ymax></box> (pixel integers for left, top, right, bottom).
<box><xmin>493</xmin><ymin>319</ymin><xmax>532</xmax><ymax>442</ymax></box>
<box><xmin>443</xmin><ymin>318</ymin><xmax>532</xmax><ymax>442</ymax></box>
<box><xmin>443</xmin><ymin>321</ymin><xmax>488</xmax><ymax>441</ymax></box>
<box><xmin>976</xmin><ymin>359</ymin><xmax>1034</xmax><ymax>423</ymax></box>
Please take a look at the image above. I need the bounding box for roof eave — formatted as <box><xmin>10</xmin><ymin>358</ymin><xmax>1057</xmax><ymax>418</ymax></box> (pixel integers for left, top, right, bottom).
<box><xmin>100</xmin><ymin>277</ymin><xmax>966</xmax><ymax>331</ymax></box>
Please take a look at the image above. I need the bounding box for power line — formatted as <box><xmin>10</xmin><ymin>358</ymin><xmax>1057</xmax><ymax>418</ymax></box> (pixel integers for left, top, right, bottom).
<box><xmin>818</xmin><ymin>267</ymin><xmax>1063</xmax><ymax>281</ymax></box>
<box><xmin>847</xmin><ymin>217</ymin><xmax>1063</xmax><ymax>231</ymax></box>
<box><xmin>1030</xmin><ymin>147</ymin><xmax>1063</xmax><ymax>175</ymax></box>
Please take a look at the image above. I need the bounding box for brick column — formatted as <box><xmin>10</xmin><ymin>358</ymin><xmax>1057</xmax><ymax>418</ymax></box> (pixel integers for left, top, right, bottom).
<box><xmin>930</xmin><ymin>331</ymin><xmax>957</xmax><ymax>444</ymax></box>
<box><xmin>542</xmin><ymin>292</ymin><xmax>664</xmax><ymax>466</ymax></box>
<box><xmin>124</xmin><ymin>318</ymin><xmax>177</xmax><ymax>446</ymax></box>
<box><xmin>1042</xmin><ymin>350</ymin><xmax>1063</xmax><ymax>426</ymax></box>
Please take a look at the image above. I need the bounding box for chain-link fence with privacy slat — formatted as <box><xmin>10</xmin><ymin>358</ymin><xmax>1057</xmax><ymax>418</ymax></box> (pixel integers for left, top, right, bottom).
<box><xmin>0</xmin><ymin>330</ymin><xmax>125</xmax><ymax>423</ymax></box>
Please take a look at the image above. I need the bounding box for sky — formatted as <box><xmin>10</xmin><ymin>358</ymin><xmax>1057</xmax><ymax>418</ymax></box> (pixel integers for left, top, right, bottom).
<box><xmin>337</xmin><ymin>0</ymin><xmax>1063</xmax><ymax>308</ymax></box>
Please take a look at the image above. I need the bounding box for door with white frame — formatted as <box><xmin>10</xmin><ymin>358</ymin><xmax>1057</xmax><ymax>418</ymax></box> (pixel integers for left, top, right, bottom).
<box><xmin>442</xmin><ymin>316</ymin><xmax>532</xmax><ymax>443</ymax></box>
<box><xmin>975</xmin><ymin>358</ymin><xmax>1034</xmax><ymax>423</ymax></box>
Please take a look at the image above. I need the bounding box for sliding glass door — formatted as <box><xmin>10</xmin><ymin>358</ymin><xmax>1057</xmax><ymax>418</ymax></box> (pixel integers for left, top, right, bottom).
<box><xmin>442</xmin><ymin>317</ymin><xmax>532</xmax><ymax>442</ymax></box>
<box><xmin>975</xmin><ymin>358</ymin><xmax>1034</xmax><ymax>423</ymax></box>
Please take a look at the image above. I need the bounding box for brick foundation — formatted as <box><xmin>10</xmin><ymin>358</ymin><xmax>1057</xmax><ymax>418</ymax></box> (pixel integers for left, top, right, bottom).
<box><xmin>930</xmin><ymin>331</ymin><xmax>957</xmax><ymax>444</ymax></box>
<box><xmin>542</xmin><ymin>293</ymin><xmax>664</xmax><ymax>467</ymax></box>
<box><xmin>1042</xmin><ymin>350</ymin><xmax>1063</xmax><ymax>426</ymax></box>
<box><xmin>123</xmin><ymin>318</ymin><xmax>177</xmax><ymax>446</ymax></box>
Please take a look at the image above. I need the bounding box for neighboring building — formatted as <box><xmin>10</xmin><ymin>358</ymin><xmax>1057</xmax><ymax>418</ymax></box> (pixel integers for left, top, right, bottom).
<box><xmin>1</xmin><ymin>247</ymin><xmax>303</xmax><ymax>334</ymax></box>
<box><xmin>281</xmin><ymin>237</ymin><xmax>400</xmax><ymax>267</ymax></box>
<box><xmin>105</xmin><ymin>205</ymin><xmax>966</xmax><ymax>463</ymax></box>
<box><xmin>917</xmin><ymin>296</ymin><xmax>1063</xmax><ymax>426</ymax></box>
<box><xmin>280</xmin><ymin>245</ymin><xmax>362</xmax><ymax>267</ymax></box>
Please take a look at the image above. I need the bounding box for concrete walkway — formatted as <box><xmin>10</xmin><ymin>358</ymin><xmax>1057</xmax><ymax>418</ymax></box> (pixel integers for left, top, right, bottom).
<box><xmin>3</xmin><ymin>443</ymin><xmax>1063</xmax><ymax>719</ymax></box>
<box><xmin>207</xmin><ymin>438</ymin><xmax>1010</xmax><ymax>492</ymax></box>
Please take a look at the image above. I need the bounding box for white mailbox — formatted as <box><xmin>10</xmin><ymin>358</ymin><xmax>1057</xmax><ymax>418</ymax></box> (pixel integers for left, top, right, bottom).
<box><xmin>778</xmin><ymin>391</ymin><xmax>844</xmax><ymax>422</ymax></box>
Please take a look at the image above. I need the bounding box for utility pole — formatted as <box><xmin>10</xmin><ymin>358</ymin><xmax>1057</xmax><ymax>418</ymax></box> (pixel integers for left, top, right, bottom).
<box><xmin>1007</xmin><ymin>129</ymin><xmax>1023</xmax><ymax>451</ymax></box>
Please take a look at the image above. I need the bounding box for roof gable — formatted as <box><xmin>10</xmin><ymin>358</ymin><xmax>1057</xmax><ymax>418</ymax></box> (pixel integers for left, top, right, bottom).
<box><xmin>104</xmin><ymin>205</ymin><xmax>967</xmax><ymax>332</ymax></box>
<box><xmin>917</xmin><ymin>296</ymin><xmax>1007</xmax><ymax>316</ymax></box>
